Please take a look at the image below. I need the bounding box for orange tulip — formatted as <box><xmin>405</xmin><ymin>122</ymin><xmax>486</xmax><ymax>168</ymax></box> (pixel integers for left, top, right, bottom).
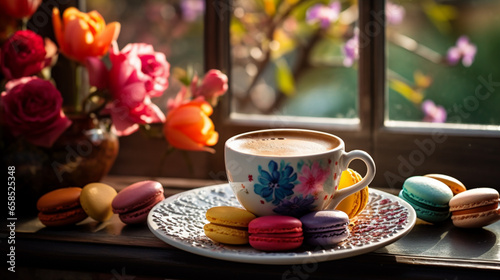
<box><xmin>164</xmin><ymin>99</ymin><xmax>219</xmax><ymax>153</ymax></box>
<box><xmin>52</xmin><ymin>7</ymin><xmax>120</xmax><ymax>63</ymax></box>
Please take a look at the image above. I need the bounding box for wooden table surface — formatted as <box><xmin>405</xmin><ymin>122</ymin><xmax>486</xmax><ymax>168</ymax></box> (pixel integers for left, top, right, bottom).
<box><xmin>5</xmin><ymin>176</ymin><xmax>500</xmax><ymax>279</ymax></box>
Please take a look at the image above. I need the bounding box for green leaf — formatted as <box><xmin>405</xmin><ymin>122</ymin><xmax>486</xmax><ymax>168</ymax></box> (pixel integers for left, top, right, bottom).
<box><xmin>230</xmin><ymin>17</ymin><xmax>247</xmax><ymax>42</ymax></box>
<box><xmin>270</xmin><ymin>28</ymin><xmax>296</xmax><ymax>60</ymax></box>
<box><xmin>389</xmin><ymin>79</ymin><xmax>423</xmax><ymax>104</ymax></box>
<box><xmin>275</xmin><ymin>58</ymin><xmax>295</xmax><ymax>96</ymax></box>
<box><xmin>173</xmin><ymin>67</ymin><xmax>190</xmax><ymax>86</ymax></box>
<box><xmin>423</xmin><ymin>2</ymin><xmax>458</xmax><ymax>34</ymax></box>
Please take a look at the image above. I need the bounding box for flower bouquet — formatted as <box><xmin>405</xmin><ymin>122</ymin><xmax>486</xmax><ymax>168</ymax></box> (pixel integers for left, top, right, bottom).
<box><xmin>0</xmin><ymin>1</ymin><xmax>227</xmax><ymax>214</ymax></box>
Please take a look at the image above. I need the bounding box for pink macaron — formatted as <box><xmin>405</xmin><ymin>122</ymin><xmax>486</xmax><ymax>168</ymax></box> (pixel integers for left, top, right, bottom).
<box><xmin>248</xmin><ymin>215</ymin><xmax>303</xmax><ymax>251</ymax></box>
<box><xmin>112</xmin><ymin>180</ymin><xmax>164</xmax><ymax>224</ymax></box>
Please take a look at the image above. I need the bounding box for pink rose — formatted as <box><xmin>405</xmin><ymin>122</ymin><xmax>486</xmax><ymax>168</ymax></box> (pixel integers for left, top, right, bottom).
<box><xmin>0</xmin><ymin>30</ymin><xmax>53</xmax><ymax>80</ymax></box>
<box><xmin>1</xmin><ymin>77</ymin><xmax>72</xmax><ymax>147</ymax></box>
<box><xmin>192</xmin><ymin>69</ymin><xmax>228</xmax><ymax>101</ymax></box>
<box><xmin>117</xmin><ymin>43</ymin><xmax>170</xmax><ymax>97</ymax></box>
<box><xmin>87</xmin><ymin>42</ymin><xmax>169</xmax><ymax>136</ymax></box>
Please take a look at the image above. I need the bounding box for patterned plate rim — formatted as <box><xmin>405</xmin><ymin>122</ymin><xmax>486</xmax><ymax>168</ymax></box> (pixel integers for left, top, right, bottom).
<box><xmin>147</xmin><ymin>184</ymin><xmax>416</xmax><ymax>265</ymax></box>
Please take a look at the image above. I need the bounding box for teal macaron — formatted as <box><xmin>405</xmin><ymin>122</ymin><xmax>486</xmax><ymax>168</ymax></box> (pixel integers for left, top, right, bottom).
<box><xmin>399</xmin><ymin>176</ymin><xmax>453</xmax><ymax>223</ymax></box>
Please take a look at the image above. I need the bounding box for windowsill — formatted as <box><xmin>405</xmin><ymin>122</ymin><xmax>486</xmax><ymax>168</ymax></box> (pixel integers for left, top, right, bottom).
<box><xmin>383</xmin><ymin>120</ymin><xmax>500</xmax><ymax>137</ymax></box>
<box><xmin>8</xmin><ymin>175</ymin><xmax>500</xmax><ymax>279</ymax></box>
<box><xmin>228</xmin><ymin>113</ymin><xmax>361</xmax><ymax>131</ymax></box>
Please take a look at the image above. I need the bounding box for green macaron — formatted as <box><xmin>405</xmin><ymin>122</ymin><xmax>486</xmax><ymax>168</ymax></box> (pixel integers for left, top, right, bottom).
<box><xmin>399</xmin><ymin>176</ymin><xmax>453</xmax><ymax>223</ymax></box>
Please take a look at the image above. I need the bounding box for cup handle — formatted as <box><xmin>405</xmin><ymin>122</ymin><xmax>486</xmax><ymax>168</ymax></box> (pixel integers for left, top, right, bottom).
<box><xmin>326</xmin><ymin>150</ymin><xmax>376</xmax><ymax>210</ymax></box>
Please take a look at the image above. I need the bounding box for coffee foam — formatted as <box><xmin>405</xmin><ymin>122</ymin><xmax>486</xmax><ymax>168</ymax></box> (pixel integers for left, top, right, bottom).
<box><xmin>228</xmin><ymin>131</ymin><xmax>339</xmax><ymax>156</ymax></box>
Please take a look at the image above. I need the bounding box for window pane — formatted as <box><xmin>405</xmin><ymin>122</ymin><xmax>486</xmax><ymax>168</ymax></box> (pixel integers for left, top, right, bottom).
<box><xmin>386</xmin><ymin>0</ymin><xmax>500</xmax><ymax>126</ymax></box>
<box><xmin>230</xmin><ymin>0</ymin><xmax>359</xmax><ymax>121</ymax></box>
<box><xmin>87</xmin><ymin>0</ymin><xmax>205</xmax><ymax>106</ymax></box>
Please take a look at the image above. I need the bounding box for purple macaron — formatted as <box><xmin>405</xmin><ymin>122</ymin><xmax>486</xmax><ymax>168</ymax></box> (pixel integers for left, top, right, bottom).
<box><xmin>112</xmin><ymin>180</ymin><xmax>164</xmax><ymax>224</ymax></box>
<box><xmin>300</xmin><ymin>210</ymin><xmax>350</xmax><ymax>246</ymax></box>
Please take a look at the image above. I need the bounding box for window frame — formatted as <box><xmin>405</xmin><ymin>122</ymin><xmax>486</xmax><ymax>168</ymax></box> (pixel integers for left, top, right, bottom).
<box><xmin>204</xmin><ymin>0</ymin><xmax>373</xmax><ymax>178</ymax></box>
<box><xmin>205</xmin><ymin>0</ymin><xmax>500</xmax><ymax>190</ymax></box>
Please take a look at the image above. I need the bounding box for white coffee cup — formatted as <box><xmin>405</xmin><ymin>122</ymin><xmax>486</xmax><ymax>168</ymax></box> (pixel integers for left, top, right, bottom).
<box><xmin>225</xmin><ymin>128</ymin><xmax>376</xmax><ymax>217</ymax></box>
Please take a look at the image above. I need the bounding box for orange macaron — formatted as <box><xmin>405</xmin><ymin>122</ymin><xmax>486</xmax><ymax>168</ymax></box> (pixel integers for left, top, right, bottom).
<box><xmin>37</xmin><ymin>187</ymin><xmax>88</xmax><ymax>227</ymax></box>
<box><xmin>424</xmin><ymin>174</ymin><xmax>466</xmax><ymax>195</ymax></box>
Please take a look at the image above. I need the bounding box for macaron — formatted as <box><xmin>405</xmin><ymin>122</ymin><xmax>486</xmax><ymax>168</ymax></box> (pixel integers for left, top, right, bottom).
<box><xmin>204</xmin><ymin>206</ymin><xmax>256</xmax><ymax>245</ymax></box>
<box><xmin>399</xmin><ymin>176</ymin><xmax>453</xmax><ymax>223</ymax></box>
<box><xmin>248</xmin><ymin>216</ymin><xmax>303</xmax><ymax>251</ymax></box>
<box><xmin>80</xmin><ymin>183</ymin><xmax>117</xmax><ymax>222</ymax></box>
<box><xmin>424</xmin><ymin>174</ymin><xmax>467</xmax><ymax>195</ymax></box>
<box><xmin>449</xmin><ymin>187</ymin><xmax>500</xmax><ymax>228</ymax></box>
<box><xmin>37</xmin><ymin>187</ymin><xmax>88</xmax><ymax>227</ymax></box>
<box><xmin>335</xmin><ymin>169</ymin><xmax>369</xmax><ymax>220</ymax></box>
<box><xmin>300</xmin><ymin>210</ymin><xmax>350</xmax><ymax>247</ymax></box>
<box><xmin>112</xmin><ymin>180</ymin><xmax>164</xmax><ymax>224</ymax></box>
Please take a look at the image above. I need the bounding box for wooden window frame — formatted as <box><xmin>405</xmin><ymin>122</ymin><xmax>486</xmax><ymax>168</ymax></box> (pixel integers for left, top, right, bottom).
<box><xmin>204</xmin><ymin>0</ymin><xmax>500</xmax><ymax>190</ymax></box>
<box><xmin>110</xmin><ymin>0</ymin><xmax>499</xmax><ymax>190</ymax></box>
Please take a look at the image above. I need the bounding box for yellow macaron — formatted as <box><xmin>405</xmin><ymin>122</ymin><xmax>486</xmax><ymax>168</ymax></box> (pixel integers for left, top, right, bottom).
<box><xmin>335</xmin><ymin>169</ymin><xmax>369</xmax><ymax>220</ymax></box>
<box><xmin>204</xmin><ymin>206</ymin><xmax>256</xmax><ymax>245</ymax></box>
<box><xmin>80</xmin><ymin>183</ymin><xmax>117</xmax><ymax>222</ymax></box>
<box><xmin>424</xmin><ymin>174</ymin><xmax>466</xmax><ymax>195</ymax></box>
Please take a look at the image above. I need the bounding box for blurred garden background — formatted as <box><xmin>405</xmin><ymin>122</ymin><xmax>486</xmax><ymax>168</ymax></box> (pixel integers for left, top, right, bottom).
<box><xmin>89</xmin><ymin>0</ymin><xmax>500</xmax><ymax>125</ymax></box>
<box><xmin>387</xmin><ymin>0</ymin><xmax>500</xmax><ymax>125</ymax></box>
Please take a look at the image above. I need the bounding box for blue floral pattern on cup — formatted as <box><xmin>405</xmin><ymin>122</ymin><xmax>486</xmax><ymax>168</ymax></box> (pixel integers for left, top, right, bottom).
<box><xmin>253</xmin><ymin>159</ymin><xmax>335</xmax><ymax>217</ymax></box>
<box><xmin>254</xmin><ymin>160</ymin><xmax>298</xmax><ymax>205</ymax></box>
<box><xmin>272</xmin><ymin>194</ymin><xmax>316</xmax><ymax>217</ymax></box>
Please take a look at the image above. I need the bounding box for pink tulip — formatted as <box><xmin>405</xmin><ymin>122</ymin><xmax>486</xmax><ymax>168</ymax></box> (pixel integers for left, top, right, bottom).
<box><xmin>192</xmin><ymin>69</ymin><xmax>228</xmax><ymax>101</ymax></box>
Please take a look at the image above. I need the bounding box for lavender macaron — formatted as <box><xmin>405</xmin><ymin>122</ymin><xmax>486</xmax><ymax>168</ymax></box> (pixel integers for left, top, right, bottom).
<box><xmin>300</xmin><ymin>210</ymin><xmax>350</xmax><ymax>246</ymax></box>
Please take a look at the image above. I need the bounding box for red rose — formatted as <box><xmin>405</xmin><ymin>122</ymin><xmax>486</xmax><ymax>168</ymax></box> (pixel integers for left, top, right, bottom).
<box><xmin>0</xmin><ymin>30</ymin><xmax>52</xmax><ymax>80</ymax></box>
<box><xmin>1</xmin><ymin>77</ymin><xmax>72</xmax><ymax>147</ymax></box>
<box><xmin>0</xmin><ymin>0</ymin><xmax>42</xmax><ymax>19</ymax></box>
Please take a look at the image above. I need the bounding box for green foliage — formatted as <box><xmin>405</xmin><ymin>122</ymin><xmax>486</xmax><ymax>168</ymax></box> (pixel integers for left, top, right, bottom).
<box><xmin>283</xmin><ymin>67</ymin><xmax>357</xmax><ymax>118</ymax></box>
<box><xmin>388</xmin><ymin>2</ymin><xmax>500</xmax><ymax>125</ymax></box>
<box><xmin>275</xmin><ymin>58</ymin><xmax>296</xmax><ymax>96</ymax></box>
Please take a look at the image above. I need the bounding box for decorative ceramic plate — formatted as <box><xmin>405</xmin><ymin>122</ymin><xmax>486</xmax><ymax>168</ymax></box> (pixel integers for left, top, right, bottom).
<box><xmin>148</xmin><ymin>184</ymin><xmax>416</xmax><ymax>265</ymax></box>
